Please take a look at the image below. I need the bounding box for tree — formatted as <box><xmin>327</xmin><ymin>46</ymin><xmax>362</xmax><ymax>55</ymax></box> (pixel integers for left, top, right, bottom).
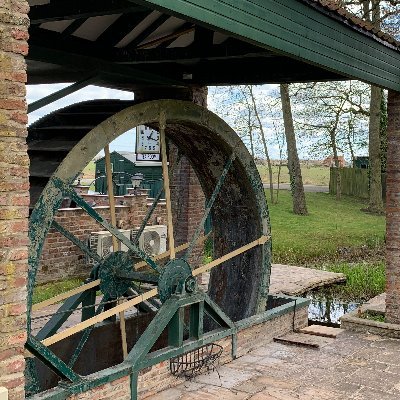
<box><xmin>292</xmin><ymin>81</ymin><xmax>370</xmax><ymax>200</ymax></box>
<box><xmin>280</xmin><ymin>84</ymin><xmax>308</xmax><ymax>214</ymax></box>
<box><xmin>209</xmin><ymin>85</ymin><xmax>280</xmax><ymax>205</ymax></box>
<box><xmin>339</xmin><ymin>0</ymin><xmax>397</xmax><ymax>213</ymax></box>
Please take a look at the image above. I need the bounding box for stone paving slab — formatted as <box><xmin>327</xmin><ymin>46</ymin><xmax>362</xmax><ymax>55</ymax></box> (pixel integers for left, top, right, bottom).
<box><xmin>299</xmin><ymin>324</ymin><xmax>344</xmax><ymax>338</ymax></box>
<box><xmin>145</xmin><ymin>330</ymin><xmax>400</xmax><ymax>400</ymax></box>
<box><xmin>360</xmin><ymin>292</ymin><xmax>386</xmax><ymax>313</ymax></box>
<box><xmin>269</xmin><ymin>264</ymin><xmax>345</xmax><ymax>296</ymax></box>
<box><xmin>273</xmin><ymin>332</ymin><xmax>335</xmax><ymax>348</ymax></box>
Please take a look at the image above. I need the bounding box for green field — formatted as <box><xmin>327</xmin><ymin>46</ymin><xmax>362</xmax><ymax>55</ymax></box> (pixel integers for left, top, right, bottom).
<box><xmin>257</xmin><ymin>164</ymin><xmax>330</xmax><ymax>186</ymax></box>
<box><xmin>82</xmin><ymin>160</ymin><xmax>96</xmax><ymax>179</ymax></box>
<box><xmin>268</xmin><ymin>190</ymin><xmax>385</xmax><ymax>265</ymax></box>
<box><xmin>268</xmin><ymin>190</ymin><xmax>386</xmax><ymax>301</ymax></box>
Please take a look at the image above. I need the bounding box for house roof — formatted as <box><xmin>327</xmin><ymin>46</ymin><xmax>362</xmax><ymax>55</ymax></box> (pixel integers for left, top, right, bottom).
<box><xmin>305</xmin><ymin>0</ymin><xmax>400</xmax><ymax>49</ymax></box>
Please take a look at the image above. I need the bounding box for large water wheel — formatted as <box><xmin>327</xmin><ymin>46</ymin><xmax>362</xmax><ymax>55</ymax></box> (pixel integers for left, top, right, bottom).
<box><xmin>25</xmin><ymin>99</ymin><xmax>271</xmax><ymax>396</ymax></box>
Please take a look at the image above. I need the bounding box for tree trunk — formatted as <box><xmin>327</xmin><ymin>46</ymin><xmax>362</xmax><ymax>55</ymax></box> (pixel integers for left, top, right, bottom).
<box><xmin>280</xmin><ymin>83</ymin><xmax>308</xmax><ymax>215</ymax></box>
<box><xmin>330</xmin><ymin>126</ymin><xmax>341</xmax><ymax>201</ymax></box>
<box><xmin>248</xmin><ymin>86</ymin><xmax>275</xmax><ymax>204</ymax></box>
<box><xmin>368</xmin><ymin>85</ymin><xmax>384</xmax><ymax>214</ymax></box>
<box><xmin>247</xmin><ymin>109</ymin><xmax>255</xmax><ymax>159</ymax></box>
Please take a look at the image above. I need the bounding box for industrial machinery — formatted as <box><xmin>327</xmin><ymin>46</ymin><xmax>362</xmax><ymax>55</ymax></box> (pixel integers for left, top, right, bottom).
<box><xmin>26</xmin><ymin>99</ymin><xmax>271</xmax><ymax>398</ymax></box>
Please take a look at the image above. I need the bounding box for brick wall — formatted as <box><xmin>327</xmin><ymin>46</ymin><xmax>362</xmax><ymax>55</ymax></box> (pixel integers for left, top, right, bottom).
<box><xmin>170</xmin><ymin>148</ymin><xmax>205</xmax><ymax>266</ymax></box>
<box><xmin>38</xmin><ymin>193</ymin><xmax>167</xmax><ymax>284</ymax></box>
<box><xmin>386</xmin><ymin>90</ymin><xmax>400</xmax><ymax>324</ymax></box>
<box><xmin>0</xmin><ymin>0</ymin><xmax>30</xmax><ymax>398</ymax></box>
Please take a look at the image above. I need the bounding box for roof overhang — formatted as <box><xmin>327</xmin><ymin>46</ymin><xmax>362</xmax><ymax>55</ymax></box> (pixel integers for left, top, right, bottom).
<box><xmin>26</xmin><ymin>0</ymin><xmax>400</xmax><ymax>91</ymax></box>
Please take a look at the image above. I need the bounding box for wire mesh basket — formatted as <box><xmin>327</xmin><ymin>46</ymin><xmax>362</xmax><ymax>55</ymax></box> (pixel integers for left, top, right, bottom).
<box><xmin>170</xmin><ymin>343</ymin><xmax>223</xmax><ymax>379</ymax></box>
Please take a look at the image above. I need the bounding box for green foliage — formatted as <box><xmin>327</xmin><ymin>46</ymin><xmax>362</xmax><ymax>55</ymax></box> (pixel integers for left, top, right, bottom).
<box><xmin>360</xmin><ymin>310</ymin><xmax>386</xmax><ymax>323</ymax></box>
<box><xmin>33</xmin><ymin>278</ymin><xmax>83</xmax><ymax>304</ymax></box>
<box><xmin>318</xmin><ymin>261</ymin><xmax>386</xmax><ymax>302</ymax></box>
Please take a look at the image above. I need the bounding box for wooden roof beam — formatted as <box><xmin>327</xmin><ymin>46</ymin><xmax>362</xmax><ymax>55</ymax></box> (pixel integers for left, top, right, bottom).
<box><xmin>96</xmin><ymin>10</ymin><xmax>153</xmax><ymax>47</ymax></box>
<box><xmin>124</xmin><ymin>13</ymin><xmax>170</xmax><ymax>50</ymax></box>
<box><xmin>27</xmin><ymin>44</ymin><xmax>185</xmax><ymax>87</ymax></box>
<box><xmin>29</xmin><ymin>0</ymin><xmax>147</xmax><ymax>24</ymax></box>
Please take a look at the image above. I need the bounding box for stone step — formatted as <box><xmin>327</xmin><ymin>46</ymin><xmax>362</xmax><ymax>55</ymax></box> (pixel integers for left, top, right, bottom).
<box><xmin>273</xmin><ymin>332</ymin><xmax>334</xmax><ymax>348</ymax></box>
<box><xmin>298</xmin><ymin>324</ymin><xmax>344</xmax><ymax>338</ymax></box>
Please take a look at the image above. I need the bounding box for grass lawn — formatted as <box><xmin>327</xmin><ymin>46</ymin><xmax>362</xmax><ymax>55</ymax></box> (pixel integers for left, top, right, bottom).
<box><xmin>268</xmin><ymin>190</ymin><xmax>386</xmax><ymax>301</ymax></box>
<box><xmin>33</xmin><ymin>278</ymin><xmax>83</xmax><ymax>304</ymax></box>
<box><xmin>82</xmin><ymin>160</ymin><xmax>95</xmax><ymax>179</ymax></box>
<box><xmin>257</xmin><ymin>164</ymin><xmax>330</xmax><ymax>186</ymax></box>
<box><xmin>268</xmin><ymin>190</ymin><xmax>385</xmax><ymax>265</ymax></box>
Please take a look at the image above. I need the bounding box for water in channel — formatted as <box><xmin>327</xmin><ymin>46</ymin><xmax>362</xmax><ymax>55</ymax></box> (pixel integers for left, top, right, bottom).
<box><xmin>306</xmin><ymin>292</ymin><xmax>362</xmax><ymax>327</ymax></box>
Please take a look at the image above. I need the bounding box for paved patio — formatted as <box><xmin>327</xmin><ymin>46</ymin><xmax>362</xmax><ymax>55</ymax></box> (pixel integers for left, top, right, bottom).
<box><xmin>146</xmin><ymin>329</ymin><xmax>400</xmax><ymax>400</ymax></box>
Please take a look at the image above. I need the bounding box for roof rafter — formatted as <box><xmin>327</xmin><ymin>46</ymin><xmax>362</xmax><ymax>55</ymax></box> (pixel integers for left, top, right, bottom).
<box><xmin>124</xmin><ymin>13</ymin><xmax>170</xmax><ymax>50</ymax></box>
<box><xmin>27</xmin><ymin>43</ymin><xmax>184</xmax><ymax>87</ymax></box>
<box><xmin>96</xmin><ymin>10</ymin><xmax>153</xmax><ymax>47</ymax></box>
<box><xmin>29</xmin><ymin>0</ymin><xmax>148</xmax><ymax>24</ymax></box>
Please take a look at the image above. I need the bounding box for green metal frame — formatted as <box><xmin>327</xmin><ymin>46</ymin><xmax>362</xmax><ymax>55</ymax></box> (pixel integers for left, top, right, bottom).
<box><xmin>126</xmin><ymin>292</ymin><xmax>235</xmax><ymax>400</ymax></box>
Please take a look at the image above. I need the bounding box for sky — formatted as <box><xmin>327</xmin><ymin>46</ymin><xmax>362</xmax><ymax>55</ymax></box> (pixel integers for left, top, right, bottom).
<box><xmin>26</xmin><ymin>83</ymin><xmax>358</xmax><ymax>162</ymax></box>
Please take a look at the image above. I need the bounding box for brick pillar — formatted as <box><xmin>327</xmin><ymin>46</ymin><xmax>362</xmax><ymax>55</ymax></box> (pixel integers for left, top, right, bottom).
<box><xmin>0</xmin><ymin>1</ymin><xmax>30</xmax><ymax>399</ymax></box>
<box><xmin>386</xmin><ymin>90</ymin><xmax>400</xmax><ymax>324</ymax></box>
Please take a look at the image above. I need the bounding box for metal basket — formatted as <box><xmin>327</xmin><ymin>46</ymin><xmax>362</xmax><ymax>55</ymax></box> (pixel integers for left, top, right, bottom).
<box><xmin>170</xmin><ymin>343</ymin><xmax>223</xmax><ymax>379</ymax></box>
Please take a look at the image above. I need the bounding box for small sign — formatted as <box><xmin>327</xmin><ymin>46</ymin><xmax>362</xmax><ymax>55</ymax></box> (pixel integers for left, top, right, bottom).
<box><xmin>136</xmin><ymin>153</ymin><xmax>161</xmax><ymax>161</ymax></box>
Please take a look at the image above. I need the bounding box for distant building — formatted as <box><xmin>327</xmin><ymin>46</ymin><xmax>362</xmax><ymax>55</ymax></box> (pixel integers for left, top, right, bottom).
<box><xmin>322</xmin><ymin>155</ymin><xmax>345</xmax><ymax>168</ymax></box>
<box><xmin>94</xmin><ymin>151</ymin><xmax>162</xmax><ymax>196</ymax></box>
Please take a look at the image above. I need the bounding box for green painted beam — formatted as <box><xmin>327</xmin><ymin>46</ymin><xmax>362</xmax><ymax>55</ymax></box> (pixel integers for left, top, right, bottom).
<box><xmin>131</xmin><ymin>0</ymin><xmax>400</xmax><ymax>91</ymax></box>
<box><xmin>36</xmin><ymin>292</ymin><xmax>87</xmax><ymax>341</ymax></box>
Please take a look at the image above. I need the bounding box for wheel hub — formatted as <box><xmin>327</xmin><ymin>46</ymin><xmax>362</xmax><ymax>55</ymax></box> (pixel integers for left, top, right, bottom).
<box><xmin>98</xmin><ymin>251</ymin><xmax>133</xmax><ymax>298</ymax></box>
<box><xmin>158</xmin><ymin>258</ymin><xmax>196</xmax><ymax>303</ymax></box>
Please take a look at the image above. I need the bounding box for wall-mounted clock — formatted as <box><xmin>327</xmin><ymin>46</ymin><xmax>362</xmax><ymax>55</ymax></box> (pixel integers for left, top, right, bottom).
<box><xmin>136</xmin><ymin>125</ymin><xmax>161</xmax><ymax>161</ymax></box>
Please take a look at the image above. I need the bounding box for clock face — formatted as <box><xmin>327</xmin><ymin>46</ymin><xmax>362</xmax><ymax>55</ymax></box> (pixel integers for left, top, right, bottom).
<box><xmin>136</xmin><ymin>125</ymin><xmax>160</xmax><ymax>154</ymax></box>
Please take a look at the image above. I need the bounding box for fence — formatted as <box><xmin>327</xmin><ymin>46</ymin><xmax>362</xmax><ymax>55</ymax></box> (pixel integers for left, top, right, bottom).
<box><xmin>329</xmin><ymin>167</ymin><xmax>386</xmax><ymax>199</ymax></box>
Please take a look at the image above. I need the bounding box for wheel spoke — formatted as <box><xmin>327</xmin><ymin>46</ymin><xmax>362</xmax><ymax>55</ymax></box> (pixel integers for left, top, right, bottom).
<box><xmin>192</xmin><ymin>235</ymin><xmax>270</xmax><ymax>277</ymax></box>
<box><xmin>68</xmin><ymin>295</ymin><xmax>108</xmax><ymax>368</ymax></box>
<box><xmin>35</xmin><ymin>292</ymin><xmax>88</xmax><ymax>341</ymax></box>
<box><xmin>26</xmin><ymin>335</ymin><xmax>81</xmax><ymax>383</ymax></box>
<box><xmin>159</xmin><ymin>110</ymin><xmax>176</xmax><ymax>259</ymax></box>
<box><xmin>41</xmin><ymin>235</ymin><xmax>269</xmax><ymax>347</ymax></box>
<box><xmin>55</xmin><ymin>178</ymin><xmax>160</xmax><ymax>272</ymax></box>
<box><xmin>184</xmin><ymin>152</ymin><xmax>236</xmax><ymax>261</ymax></box>
<box><xmin>134</xmin><ymin>233</ymin><xmax>210</xmax><ymax>270</ymax></box>
<box><xmin>32</xmin><ymin>279</ymin><xmax>100</xmax><ymax>312</ymax></box>
<box><xmin>52</xmin><ymin>220</ymin><xmax>101</xmax><ymax>264</ymax></box>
